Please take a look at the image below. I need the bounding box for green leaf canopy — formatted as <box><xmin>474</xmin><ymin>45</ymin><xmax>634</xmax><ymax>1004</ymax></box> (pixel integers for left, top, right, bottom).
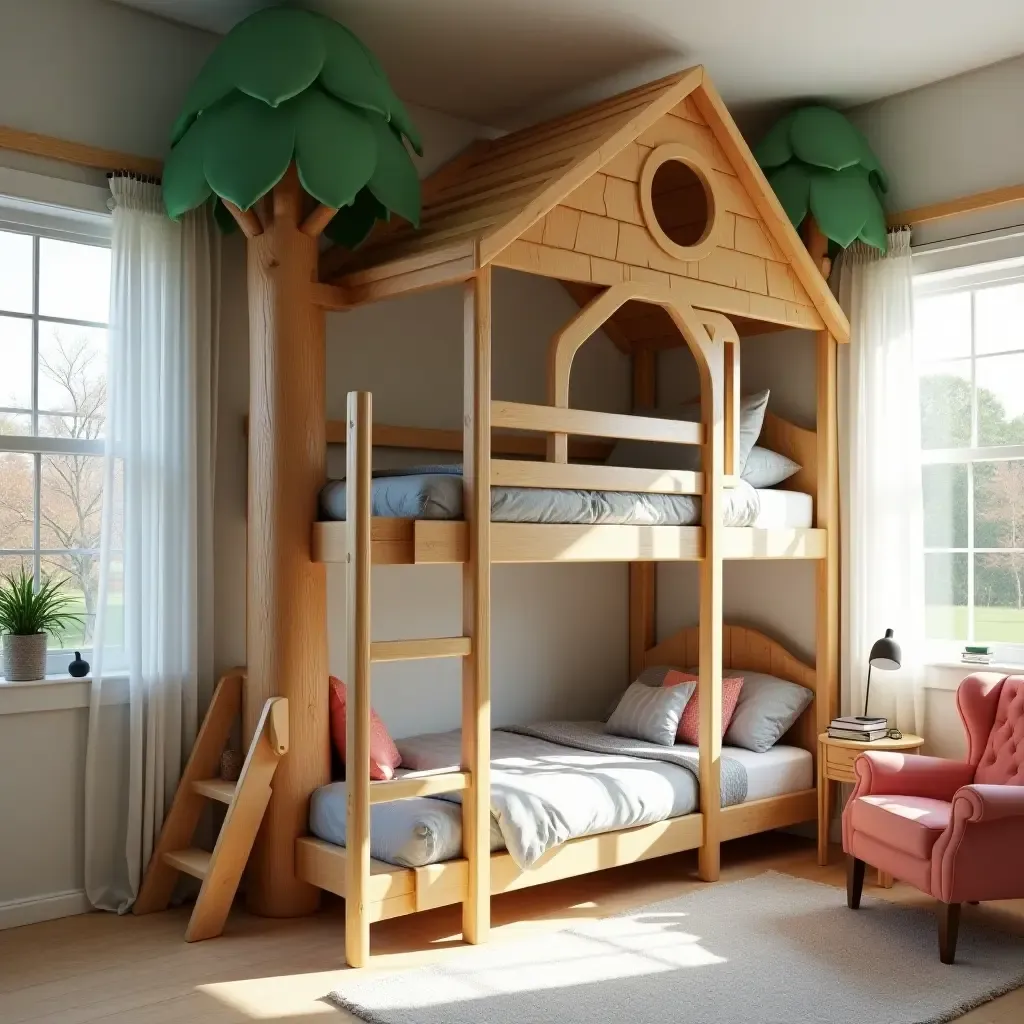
<box><xmin>163</xmin><ymin>6</ymin><xmax>422</xmax><ymax>248</ymax></box>
<box><xmin>754</xmin><ymin>106</ymin><xmax>889</xmax><ymax>252</ymax></box>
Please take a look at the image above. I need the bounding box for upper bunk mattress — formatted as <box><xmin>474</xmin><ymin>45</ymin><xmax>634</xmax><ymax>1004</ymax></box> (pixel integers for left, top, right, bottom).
<box><xmin>308</xmin><ymin>724</ymin><xmax>813</xmax><ymax>869</ymax></box>
<box><xmin>319</xmin><ymin>467</ymin><xmax>813</xmax><ymax>528</ymax></box>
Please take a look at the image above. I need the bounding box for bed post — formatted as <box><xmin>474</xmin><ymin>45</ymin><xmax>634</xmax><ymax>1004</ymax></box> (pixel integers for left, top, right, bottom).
<box><xmin>629</xmin><ymin>346</ymin><xmax>657</xmax><ymax>678</ymax></box>
<box><xmin>805</xmin><ymin>222</ymin><xmax>840</xmax><ymax>862</ymax></box>
<box><xmin>815</xmin><ymin>328</ymin><xmax>840</xmax><ymax>861</ymax></box>
<box><xmin>663</xmin><ymin>299</ymin><xmax>725</xmax><ymax>883</ymax></box>
<box><xmin>345</xmin><ymin>391</ymin><xmax>373</xmax><ymax>967</ymax></box>
<box><xmin>245</xmin><ymin>164</ymin><xmax>329</xmax><ymax>916</ymax></box>
<box><xmin>462</xmin><ymin>263</ymin><xmax>492</xmax><ymax>944</ymax></box>
<box><xmin>697</xmin><ymin>333</ymin><xmax>725</xmax><ymax>882</ymax></box>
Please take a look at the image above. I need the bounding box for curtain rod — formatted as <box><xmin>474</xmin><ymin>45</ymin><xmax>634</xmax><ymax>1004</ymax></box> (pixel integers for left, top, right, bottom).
<box><xmin>0</xmin><ymin>124</ymin><xmax>162</xmax><ymax>178</ymax></box>
<box><xmin>888</xmin><ymin>182</ymin><xmax>1024</xmax><ymax>229</ymax></box>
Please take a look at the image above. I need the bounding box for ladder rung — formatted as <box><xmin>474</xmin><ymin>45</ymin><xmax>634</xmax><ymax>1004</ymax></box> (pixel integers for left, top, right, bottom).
<box><xmin>192</xmin><ymin>778</ymin><xmax>237</xmax><ymax>804</ymax></box>
<box><xmin>370</xmin><ymin>772</ymin><xmax>471</xmax><ymax>804</ymax></box>
<box><xmin>369</xmin><ymin>637</ymin><xmax>471</xmax><ymax>662</ymax></box>
<box><xmin>163</xmin><ymin>847</ymin><xmax>211</xmax><ymax>880</ymax></box>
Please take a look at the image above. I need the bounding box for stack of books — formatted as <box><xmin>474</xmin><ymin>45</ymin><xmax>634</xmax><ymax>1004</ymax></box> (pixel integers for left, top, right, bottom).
<box><xmin>962</xmin><ymin>645</ymin><xmax>993</xmax><ymax>665</ymax></box>
<box><xmin>828</xmin><ymin>715</ymin><xmax>888</xmax><ymax>742</ymax></box>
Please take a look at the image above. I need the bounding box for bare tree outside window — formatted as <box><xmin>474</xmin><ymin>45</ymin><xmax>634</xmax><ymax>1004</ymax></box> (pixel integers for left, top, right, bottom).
<box><xmin>0</xmin><ymin>225</ymin><xmax>119</xmax><ymax>665</ymax></box>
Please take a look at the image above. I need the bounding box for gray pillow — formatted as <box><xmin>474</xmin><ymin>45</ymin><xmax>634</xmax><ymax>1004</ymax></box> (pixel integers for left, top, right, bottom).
<box><xmin>606</xmin><ymin>679</ymin><xmax>695</xmax><ymax>745</ymax></box>
<box><xmin>603</xmin><ymin>664</ymin><xmax>680</xmax><ymax>720</ymax></box>
<box><xmin>740</xmin><ymin>446</ymin><xmax>801</xmax><ymax>488</ymax></box>
<box><xmin>723</xmin><ymin>670</ymin><xmax>814</xmax><ymax>752</ymax></box>
<box><xmin>606</xmin><ymin>389</ymin><xmax>770</xmax><ymax>475</ymax></box>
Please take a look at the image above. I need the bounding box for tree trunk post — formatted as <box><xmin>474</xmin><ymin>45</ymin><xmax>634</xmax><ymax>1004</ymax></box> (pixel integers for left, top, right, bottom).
<box><xmin>245</xmin><ymin>164</ymin><xmax>329</xmax><ymax>917</ymax></box>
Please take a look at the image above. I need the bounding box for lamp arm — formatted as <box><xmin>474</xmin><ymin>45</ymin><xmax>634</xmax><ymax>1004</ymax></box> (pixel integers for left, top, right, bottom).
<box><xmin>863</xmin><ymin>664</ymin><xmax>873</xmax><ymax>720</ymax></box>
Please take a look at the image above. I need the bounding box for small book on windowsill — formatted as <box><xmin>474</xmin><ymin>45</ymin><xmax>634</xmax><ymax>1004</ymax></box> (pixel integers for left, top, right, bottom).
<box><xmin>830</xmin><ymin>715</ymin><xmax>887</xmax><ymax>732</ymax></box>
<box><xmin>829</xmin><ymin>727</ymin><xmax>889</xmax><ymax>742</ymax></box>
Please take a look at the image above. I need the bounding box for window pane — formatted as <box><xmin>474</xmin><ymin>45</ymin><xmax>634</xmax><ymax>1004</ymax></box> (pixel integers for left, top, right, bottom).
<box><xmin>37</xmin><ymin>322</ymin><xmax>107</xmax><ymax>437</ymax></box>
<box><xmin>923</xmin><ymin>463</ymin><xmax>967</xmax><ymax>548</ymax></box>
<box><xmin>40</xmin><ymin>552</ymin><xmax>102</xmax><ymax>649</ymax></box>
<box><xmin>0</xmin><ymin>315</ymin><xmax>33</xmax><ymax>412</ymax></box>
<box><xmin>975</xmin><ymin>460</ymin><xmax>1024</xmax><ymax>549</ymax></box>
<box><xmin>0</xmin><ymin>230</ymin><xmax>33</xmax><ymax>314</ymax></box>
<box><xmin>39</xmin><ymin>453</ymin><xmax>104</xmax><ymax>551</ymax></box>
<box><xmin>915</xmin><ymin>291</ymin><xmax>971</xmax><ymax>362</ymax></box>
<box><xmin>925</xmin><ymin>551</ymin><xmax>968</xmax><ymax>640</ymax></box>
<box><xmin>974</xmin><ymin>554</ymin><xmax>1024</xmax><ymax>644</ymax></box>
<box><xmin>39</xmin><ymin>238</ymin><xmax>110</xmax><ymax>324</ymax></box>
<box><xmin>975</xmin><ymin>353</ymin><xmax>1024</xmax><ymax>446</ymax></box>
<box><xmin>0</xmin><ymin>413</ymin><xmax>32</xmax><ymax>435</ymax></box>
<box><xmin>919</xmin><ymin>362</ymin><xmax>972</xmax><ymax>449</ymax></box>
<box><xmin>0</xmin><ymin>553</ymin><xmax>32</xmax><ymax>579</ymax></box>
<box><xmin>0</xmin><ymin>451</ymin><xmax>36</xmax><ymax>549</ymax></box>
<box><xmin>975</xmin><ymin>281</ymin><xmax>1024</xmax><ymax>356</ymax></box>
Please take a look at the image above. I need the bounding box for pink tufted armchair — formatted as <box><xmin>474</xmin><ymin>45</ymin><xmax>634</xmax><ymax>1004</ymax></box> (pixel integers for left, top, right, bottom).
<box><xmin>842</xmin><ymin>673</ymin><xmax>1024</xmax><ymax>963</ymax></box>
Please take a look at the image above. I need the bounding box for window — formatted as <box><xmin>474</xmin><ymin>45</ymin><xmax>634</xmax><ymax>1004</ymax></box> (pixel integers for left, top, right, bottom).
<box><xmin>0</xmin><ymin>214</ymin><xmax>120</xmax><ymax>672</ymax></box>
<box><xmin>914</xmin><ymin>257</ymin><xmax>1024</xmax><ymax>664</ymax></box>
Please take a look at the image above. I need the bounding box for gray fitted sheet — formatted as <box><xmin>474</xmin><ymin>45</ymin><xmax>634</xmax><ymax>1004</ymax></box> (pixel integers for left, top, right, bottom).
<box><xmin>319</xmin><ymin>466</ymin><xmax>763</xmax><ymax>526</ymax></box>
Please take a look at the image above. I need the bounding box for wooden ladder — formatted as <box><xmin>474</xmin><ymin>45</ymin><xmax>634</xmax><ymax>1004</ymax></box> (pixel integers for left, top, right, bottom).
<box><xmin>133</xmin><ymin>669</ymin><xmax>288</xmax><ymax>941</ymax></box>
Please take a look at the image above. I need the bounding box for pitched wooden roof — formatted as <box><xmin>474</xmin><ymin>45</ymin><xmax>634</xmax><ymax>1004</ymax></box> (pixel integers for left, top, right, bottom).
<box><xmin>326</xmin><ymin>66</ymin><xmax>848</xmax><ymax>342</ymax></box>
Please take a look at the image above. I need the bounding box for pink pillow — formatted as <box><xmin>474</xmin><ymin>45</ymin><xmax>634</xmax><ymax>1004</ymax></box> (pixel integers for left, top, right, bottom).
<box><xmin>329</xmin><ymin>676</ymin><xmax>401</xmax><ymax>781</ymax></box>
<box><xmin>664</xmin><ymin>671</ymin><xmax>745</xmax><ymax>745</ymax></box>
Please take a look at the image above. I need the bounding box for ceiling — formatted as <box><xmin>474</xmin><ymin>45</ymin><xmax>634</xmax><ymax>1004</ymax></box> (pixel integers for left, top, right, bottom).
<box><xmin>113</xmin><ymin>0</ymin><xmax>1024</xmax><ymax>129</ymax></box>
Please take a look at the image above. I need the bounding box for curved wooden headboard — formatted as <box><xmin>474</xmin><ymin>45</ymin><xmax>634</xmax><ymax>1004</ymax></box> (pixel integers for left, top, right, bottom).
<box><xmin>643</xmin><ymin>623</ymin><xmax>818</xmax><ymax>752</ymax></box>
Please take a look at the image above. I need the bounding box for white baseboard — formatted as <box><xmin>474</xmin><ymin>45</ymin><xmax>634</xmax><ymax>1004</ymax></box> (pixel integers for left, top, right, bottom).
<box><xmin>0</xmin><ymin>889</ymin><xmax>92</xmax><ymax>930</ymax></box>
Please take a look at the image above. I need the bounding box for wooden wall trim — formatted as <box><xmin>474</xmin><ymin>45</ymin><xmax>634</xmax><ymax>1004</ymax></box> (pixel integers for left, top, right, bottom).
<box><xmin>0</xmin><ymin>124</ymin><xmax>162</xmax><ymax>177</ymax></box>
<box><xmin>889</xmin><ymin>182</ymin><xmax>1024</xmax><ymax>228</ymax></box>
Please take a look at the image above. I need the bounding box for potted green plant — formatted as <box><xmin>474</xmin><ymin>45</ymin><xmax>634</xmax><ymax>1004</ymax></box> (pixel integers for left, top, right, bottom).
<box><xmin>0</xmin><ymin>568</ymin><xmax>84</xmax><ymax>682</ymax></box>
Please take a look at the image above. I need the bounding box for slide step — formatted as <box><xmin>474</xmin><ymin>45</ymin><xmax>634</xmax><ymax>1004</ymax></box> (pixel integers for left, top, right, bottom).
<box><xmin>192</xmin><ymin>778</ymin><xmax>236</xmax><ymax>804</ymax></box>
<box><xmin>163</xmin><ymin>847</ymin><xmax>211</xmax><ymax>880</ymax></box>
<box><xmin>370</xmin><ymin>772</ymin><xmax>471</xmax><ymax>804</ymax></box>
<box><xmin>370</xmin><ymin>637</ymin><xmax>471</xmax><ymax>662</ymax></box>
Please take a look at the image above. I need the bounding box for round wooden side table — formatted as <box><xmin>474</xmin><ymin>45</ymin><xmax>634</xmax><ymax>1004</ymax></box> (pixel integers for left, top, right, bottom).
<box><xmin>818</xmin><ymin>731</ymin><xmax>925</xmax><ymax>887</ymax></box>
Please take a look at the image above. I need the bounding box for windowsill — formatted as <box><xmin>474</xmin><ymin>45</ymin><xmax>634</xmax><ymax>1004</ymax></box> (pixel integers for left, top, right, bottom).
<box><xmin>924</xmin><ymin>661</ymin><xmax>1024</xmax><ymax>691</ymax></box>
<box><xmin>928</xmin><ymin>660</ymin><xmax>1024</xmax><ymax>673</ymax></box>
<box><xmin>0</xmin><ymin>673</ymin><xmax>129</xmax><ymax>714</ymax></box>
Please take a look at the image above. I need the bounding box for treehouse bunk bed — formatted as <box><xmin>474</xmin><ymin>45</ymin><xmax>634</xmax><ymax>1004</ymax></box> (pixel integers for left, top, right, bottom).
<box><xmin>137</xmin><ymin>66</ymin><xmax>848</xmax><ymax>967</ymax></box>
<box><xmin>295</xmin><ymin>67</ymin><xmax>848</xmax><ymax>967</ymax></box>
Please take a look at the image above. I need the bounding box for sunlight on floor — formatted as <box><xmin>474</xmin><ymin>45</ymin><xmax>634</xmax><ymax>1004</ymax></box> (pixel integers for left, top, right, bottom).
<box><xmin>198</xmin><ymin>972</ymin><xmax>342</xmax><ymax>1018</ymax></box>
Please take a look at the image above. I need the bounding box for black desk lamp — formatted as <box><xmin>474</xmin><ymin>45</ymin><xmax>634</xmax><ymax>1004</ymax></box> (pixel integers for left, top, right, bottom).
<box><xmin>861</xmin><ymin>627</ymin><xmax>901</xmax><ymax>720</ymax></box>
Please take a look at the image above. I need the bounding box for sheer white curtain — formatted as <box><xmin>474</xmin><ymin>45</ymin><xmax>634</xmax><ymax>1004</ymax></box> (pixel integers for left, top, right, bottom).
<box><xmin>836</xmin><ymin>228</ymin><xmax>925</xmax><ymax>733</ymax></box>
<box><xmin>83</xmin><ymin>176</ymin><xmax>219</xmax><ymax>912</ymax></box>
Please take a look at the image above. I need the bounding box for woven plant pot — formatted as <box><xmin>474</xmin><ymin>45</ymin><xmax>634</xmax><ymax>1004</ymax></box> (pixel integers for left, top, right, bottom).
<box><xmin>2</xmin><ymin>633</ymin><xmax>48</xmax><ymax>681</ymax></box>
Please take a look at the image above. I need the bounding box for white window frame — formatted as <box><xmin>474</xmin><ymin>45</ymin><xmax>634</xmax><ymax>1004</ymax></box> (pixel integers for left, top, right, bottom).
<box><xmin>914</xmin><ymin>248</ymin><xmax>1024</xmax><ymax>667</ymax></box>
<box><xmin>0</xmin><ymin>176</ymin><xmax>116</xmax><ymax>675</ymax></box>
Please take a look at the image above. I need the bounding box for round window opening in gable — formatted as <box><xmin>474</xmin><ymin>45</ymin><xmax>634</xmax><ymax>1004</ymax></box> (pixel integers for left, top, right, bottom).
<box><xmin>640</xmin><ymin>144</ymin><xmax>724</xmax><ymax>262</ymax></box>
<box><xmin>651</xmin><ymin>161</ymin><xmax>709</xmax><ymax>246</ymax></box>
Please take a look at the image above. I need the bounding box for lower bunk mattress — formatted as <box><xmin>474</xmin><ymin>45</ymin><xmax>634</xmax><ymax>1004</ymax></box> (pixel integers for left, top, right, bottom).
<box><xmin>318</xmin><ymin>467</ymin><xmax>813</xmax><ymax>528</ymax></box>
<box><xmin>309</xmin><ymin>722</ymin><xmax>813</xmax><ymax>870</ymax></box>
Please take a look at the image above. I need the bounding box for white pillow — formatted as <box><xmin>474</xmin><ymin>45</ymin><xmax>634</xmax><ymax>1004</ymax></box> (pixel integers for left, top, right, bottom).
<box><xmin>740</xmin><ymin>446</ymin><xmax>801</xmax><ymax>488</ymax></box>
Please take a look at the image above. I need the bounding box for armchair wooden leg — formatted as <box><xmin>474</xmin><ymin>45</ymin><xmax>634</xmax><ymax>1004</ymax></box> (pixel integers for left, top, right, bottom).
<box><xmin>846</xmin><ymin>856</ymin><xmax>865</xmax><ymax>910</ymax></box>
<box><xmin>938</xmin><ymin>902</ymin><xmax>961</xmax><ymax>964</ymax></box>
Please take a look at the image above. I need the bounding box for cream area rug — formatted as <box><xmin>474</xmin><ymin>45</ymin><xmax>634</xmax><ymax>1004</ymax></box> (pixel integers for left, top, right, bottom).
<box><xmin>330</xmin><ymin>872</ymin><xmax>1024</xmax><ymax>1024</ymax></box>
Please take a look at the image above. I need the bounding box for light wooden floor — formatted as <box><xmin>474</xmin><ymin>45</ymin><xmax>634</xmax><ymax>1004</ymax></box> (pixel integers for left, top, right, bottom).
<box><xmin>2</xmin><ymin>836</ymin><xmax>1022</xmax><ymax>1024</ymax></box>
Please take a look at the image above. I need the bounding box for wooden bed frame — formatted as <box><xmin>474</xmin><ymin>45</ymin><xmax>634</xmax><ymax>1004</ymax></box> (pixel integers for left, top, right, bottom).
<box><xmin>295</xmin><ymin>624</ymin><xmax>820</xmax><ymax>926</ymax></box>
<box><xmin>219</xmin><ymin>65</ymin><xmax>848</xmax><ymax>966</ymax></box>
